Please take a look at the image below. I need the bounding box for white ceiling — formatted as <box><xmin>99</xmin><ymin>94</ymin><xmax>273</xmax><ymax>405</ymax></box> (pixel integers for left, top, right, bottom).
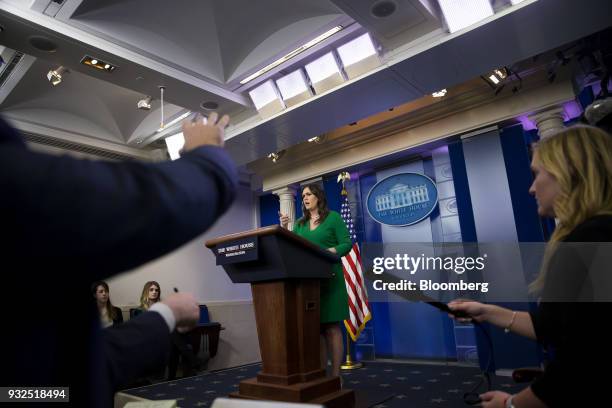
<box><xmin>0</xmin><ymin>0</ymin><xmax>611</xmax><ymax>164</ymax></box>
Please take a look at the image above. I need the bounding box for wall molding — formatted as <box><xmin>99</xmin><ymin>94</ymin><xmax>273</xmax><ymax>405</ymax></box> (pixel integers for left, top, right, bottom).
<box><xmin>253</xmin><ymin>76</ymin><xmax>576</xmax><ymax>192</ymax></box>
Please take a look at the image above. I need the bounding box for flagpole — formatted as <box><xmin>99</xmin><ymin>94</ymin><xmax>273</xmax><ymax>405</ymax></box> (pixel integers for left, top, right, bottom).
<box><xmin>337</xmin><ymin>171</ymin><xmax>368</xmax><ymax>371</ymax></box>
<box><xmin>341</xmin><ymin>332</ymin><xmax>363</xmax><ymax>370</ymax></box>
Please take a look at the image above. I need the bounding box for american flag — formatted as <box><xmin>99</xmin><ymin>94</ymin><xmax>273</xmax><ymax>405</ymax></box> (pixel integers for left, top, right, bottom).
<box><xmin>340</xmin><ymin>189</ymin><xmax>372</xmax><ymax>342</ymax></box>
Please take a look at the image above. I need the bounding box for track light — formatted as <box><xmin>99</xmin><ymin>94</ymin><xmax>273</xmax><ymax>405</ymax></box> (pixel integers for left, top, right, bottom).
<box><xmin>267</xmin><ymin>151</ymin><xmax>285</xmax><ymax>163</ymax></box>
<box><xmin>482</xmin><ymin>68</ymin><xmax>509</xmax><ymax>88</ymax></box>
<box><xmin>432</xmin><ymin>89</ymin><xmax>447</xmax><ymax>98</ymax></box>
<box><xmin>137</xmin><ymin>96</ymin><xmax>152</xmax><ymax>110</ymax></box>
<box><xmin>308</xmin><ymin>135</ymin><xmax>327</xmax><ymax>144</ymax></box>
<box><xmin>47</xmin><ymin>66</ymin><xmax>67</xmax><ymax>86</ymax></box>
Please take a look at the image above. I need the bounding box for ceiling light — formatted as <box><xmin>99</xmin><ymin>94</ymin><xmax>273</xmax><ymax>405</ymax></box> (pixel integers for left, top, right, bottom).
<box><xmin>438</xmin><ymin>0</ymin><xmax>494</xmax><ymax>33</ymax></box>
<box><xmin>267</xmin><ymin>151</ymin><xmax>285</xmax><ymax>163</ymax></box>
<box><xmin>336</xmin><ymin>33</ymin><xmax>378</xmax><ymax>68</ymax></box>
<box><xmin>307</xmin><ymin>135</ymin><xmax>327</xmax><ymax>144</ymax></box>
<box><xmin>248</xmin><ymin>80</ymin><xmax>285</xmax><ymax>118</ymax></box>
<box><xmin>510</xmin><ymin>0</ymin><xmax>528</xmax><ymax>4</ymax></box>
<box><xmin>275</xmin><ymin>69</ymin><xmax>311</xmax><ymax>107</ymax></box>
<box><xmin>46</xmin><ymin>66</ymin><xmax>67</xmax><ymax>86</ymax></box>
<box><xmin>432</xmin><ymin>89</ymin><xmax>447</xmax><ymax>98</ymax></box>
<box><xmin>482</xmin><ymin>67</ymin><xmax>509</xmax><ymax>88</ymax></box>
<box><xmin>371</xmin><ymin>1</ymin><xmax>397</xmax><ymax>18</ymax></box>
<box><xmin>239</xmin><ymin>25</ymin><xmax>343</xmax><ymax>85</ymax></box>
<box><xmin>81</xmin><ymin>55</ymin><xmax>116</xmax><ymax>72</ymax></box>
<box><xmin>137</xmin><ymin>96</ymin><xmax>152</xmax><ymax>110</ymax></box>
<box><xmin>336</xmin><ymin>33</ymin><xmax>380</xmax><ymax>79</ymax></box>
<box><xmin>304</xmin><ymin>52</ymin><xmax>344</xmax><ymax>94</ymax></box>
<box><xmin>165</xmin><ymin>132</ymin><xmax>185</xmax><ymax>161</ymax></box>
<box><xmin>200</xmin><ymin>101</ymin><xmax>219</xmax><ymax>110</ymax></box>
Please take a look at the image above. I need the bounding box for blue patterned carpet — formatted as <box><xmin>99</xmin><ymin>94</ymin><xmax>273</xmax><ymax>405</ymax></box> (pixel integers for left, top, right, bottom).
<box><xmin>121</xmin><ymin>361</ymin><xmax>525</xmax><ymax>407</ymax></box>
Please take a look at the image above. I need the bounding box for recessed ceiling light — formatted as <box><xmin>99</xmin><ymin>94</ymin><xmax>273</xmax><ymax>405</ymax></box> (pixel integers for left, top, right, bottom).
<box><xmin>28</xmin><ymin>35</ymin><xmax>57</xmax><ymax>52</ymax></box>
<box><xmin>371</xmin><ymin>1</ymin><xmax>397</xmax><ymax>18</ymax></box>
<box><xmin>200</xmin><ymin>101</ymin><xmax>219</xmax><ymax>110</ymax></box>
<box><xmin>81</xmin><ymin>55</ymin><xmax>116</xmax><ymax>72</ymax></box>
<box><xmin>240</xmin><ymin>25</ymin><xmax>344</xmax><ymax>85</ymax></box>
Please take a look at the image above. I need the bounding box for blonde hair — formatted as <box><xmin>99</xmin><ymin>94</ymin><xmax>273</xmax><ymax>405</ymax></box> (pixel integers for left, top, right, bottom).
<box><xmin>529</xmin><ymin>125</ymin><xmax>612</xmax><ymax>293</ymax></box>
<box><xmin>139</xmin><ymin>281</ymin><xmax>161</xmax><ymax>310</ymax></box>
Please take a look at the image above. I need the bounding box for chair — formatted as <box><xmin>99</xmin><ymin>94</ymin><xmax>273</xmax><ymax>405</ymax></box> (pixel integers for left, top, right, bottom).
<box><xmin>188</xmin><ymin>305</ymin><xmax>222</xmax><ymax>359</ymax></box>
<box><xmin>199</xmin><ymin>304</ymin><xmax>211</xmax><ymax>324</ymax></box>
<box><xmin>129</xmin><ymin>308</ymin><xmax>143</xmax><ymax>319</ymax></box>
<box><xmin>512</xmin><ymin>367</ymin><xmax>544</xmax><ymax>383</ymax></box>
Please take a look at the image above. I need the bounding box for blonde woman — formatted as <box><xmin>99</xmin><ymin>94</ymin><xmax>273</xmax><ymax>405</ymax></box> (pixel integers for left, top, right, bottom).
<box><xmin>448</xmin><ymin>126</ymin><xmax>612</xmax><ymax>408</ymax></box>
<box><xmin>139</xmin><ymin>281</ymin><xmax>161</xmax><ymax>310</ymax></box>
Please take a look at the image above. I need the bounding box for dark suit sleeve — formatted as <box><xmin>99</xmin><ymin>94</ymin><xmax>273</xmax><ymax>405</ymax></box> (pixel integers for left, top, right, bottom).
<box><xmin>113</xmin><ymin>307</ymin><xmax>124</xmax><ymax>325</ymax></box>
<box><xmin>102</xmin><ymin>311</ymin><xmax>171</xmax><ymax>390</ymax></box>
<box><xmin>1</xmin><ymin>141</ymin><xmax>237</xmax><ymax>277</ymax></box>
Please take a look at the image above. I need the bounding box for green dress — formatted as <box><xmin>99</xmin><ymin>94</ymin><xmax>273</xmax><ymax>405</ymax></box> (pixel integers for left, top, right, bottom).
<box><xmin>293</xmin><ymin>210</ymin><xmax>352</xmax><ymax>323</ymax></box>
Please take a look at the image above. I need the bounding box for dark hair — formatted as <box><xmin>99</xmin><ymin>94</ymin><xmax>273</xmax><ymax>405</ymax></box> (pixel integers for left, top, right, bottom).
<box><xmin>91</xmin><ymin>280</ymin><xmax>117</xmax><ymax>321</ymax></box>
<box><xmin>296</xmin><ymin>183</ymin><xmax>330</xmax><ymax>226</ymax></box>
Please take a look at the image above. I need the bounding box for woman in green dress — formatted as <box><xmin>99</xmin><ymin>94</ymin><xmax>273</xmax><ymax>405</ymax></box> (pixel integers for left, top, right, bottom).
<box><xmin>280</xmin><ymin>183</ymin><xmax>352</xmax><ymax>378</ymax></box>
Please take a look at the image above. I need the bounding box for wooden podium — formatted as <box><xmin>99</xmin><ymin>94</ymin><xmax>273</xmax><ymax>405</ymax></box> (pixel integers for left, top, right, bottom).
<box><xmin>205</xmin><ymin>225</ymin><xmax>355</xmax><ymax>407</ymax></box>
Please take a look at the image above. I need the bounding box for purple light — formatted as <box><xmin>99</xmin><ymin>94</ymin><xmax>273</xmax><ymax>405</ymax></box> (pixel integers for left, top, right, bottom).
<box><xmin>518</xmin><ymin>115</ymin><xmax>537</xmax><ymax>131</ymax></box>
<box><xmin>563</xmin><ymin>100</ymin><xmax>582</xmax><ymax>121</ymax></box>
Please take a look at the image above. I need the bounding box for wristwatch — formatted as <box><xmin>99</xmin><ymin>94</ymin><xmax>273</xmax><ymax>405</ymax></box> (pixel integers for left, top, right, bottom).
<box><xmin>505</xmin><ymin>395</ymin><xmax>515</xmax><ymax>408</ymax></box>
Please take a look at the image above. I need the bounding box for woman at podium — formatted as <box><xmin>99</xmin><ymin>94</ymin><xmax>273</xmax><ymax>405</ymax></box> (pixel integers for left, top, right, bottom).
<box><xmin>280</xmin><ymin>183</ymin><xmax>352</xmax><ymax>379</ymax></box>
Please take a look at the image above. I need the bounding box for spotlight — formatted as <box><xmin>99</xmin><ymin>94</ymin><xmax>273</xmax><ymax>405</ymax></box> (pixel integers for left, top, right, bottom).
<box><xmin>482</xmin><ymin>68</ymin><xmax>508</xmax><ymax>88</ymax></box>
<box><xmin>585</xmin><ymin>97</ymin><xmax>612</xmax><ymax>130</ymax></box>
<box><xmin>432</xmin><ymin>89</ymin><xmax>447</xmax><ymax>98</ymax></box>
<box><xmin>307</xmin><ymin>135</ymin><xmax>327</xmax><ymax>144</ymax></box>
<box><xmin>137</xmin><ymin>96</ymin><xmax>153</xmax><ymax>110</ymax></box>
<box><xmin>267</xmin><ymin>151</ymin><xmax>285</xmax><ymax>163</ymax></box>
<box><xmin>46</xmin><ymin>66</ymin><xmax>67</xmax><ymax>86</ymax></box>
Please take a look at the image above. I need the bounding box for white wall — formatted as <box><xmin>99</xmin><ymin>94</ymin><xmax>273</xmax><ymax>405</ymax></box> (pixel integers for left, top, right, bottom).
<box><xmin>108</xmin><ymin>184</ymin><xmax>255</xmax><ymax>306</ymax></box>
<box><xmin>109</xmin><ymin>184</ymin><xmax>262</xmax><ymax>369</ymax></box>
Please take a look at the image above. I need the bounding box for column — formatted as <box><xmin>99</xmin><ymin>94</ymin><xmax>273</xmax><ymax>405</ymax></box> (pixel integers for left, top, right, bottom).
<box><xmin>529</xmin><ymin>107</ymin><xmax>565</xmax><ymax>139</ymax></box>
<box><xmin>273</xmin><ymin>186</ymin><xmax>297</xmax><ymax>231</ymax></box>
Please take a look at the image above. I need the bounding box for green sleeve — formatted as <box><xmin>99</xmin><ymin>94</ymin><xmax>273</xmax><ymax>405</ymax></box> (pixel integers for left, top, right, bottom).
<box><xmin>331</xmin><ymin>212</ymin><xmax>352</xmax><ymax>256</ymax></box>
<box><xmin>291</xmin><ymin>219</ymin><xmax>302</xmax><ymax>235</ymax></box>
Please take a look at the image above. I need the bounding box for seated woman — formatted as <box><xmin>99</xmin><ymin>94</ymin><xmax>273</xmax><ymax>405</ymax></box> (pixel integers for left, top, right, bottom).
<box><xmin>92</xmin><ymin>280</ymin><xmax>123</xmax><ymax>328</ymax></box>
<box><xmin>139</xmin><ymin>280</ymin><xmax>161</xmax><ymax>311</ymax></box>
<box><xmin>137</xmin><ymin>281</ymin><xmax>202</xmax><ymax>379</ymax></box>
<box><xmin>449</xmin><ymin>125</ymin><xmax>612</xmax><ymax>407</ymax></box>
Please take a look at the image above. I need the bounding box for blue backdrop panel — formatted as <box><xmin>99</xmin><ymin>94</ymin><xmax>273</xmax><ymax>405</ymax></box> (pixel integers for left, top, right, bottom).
<box><xmin>259</xmin><ymin>193</ymin><xmax>279</xmax><ymax>227</ymax></box>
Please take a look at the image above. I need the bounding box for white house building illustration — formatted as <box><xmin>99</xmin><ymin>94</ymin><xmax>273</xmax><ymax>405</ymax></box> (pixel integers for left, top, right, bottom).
<box><xmin>375</xmin><ymin>183</ymin><xmax>430</xmax><ymax>211</ymax></box>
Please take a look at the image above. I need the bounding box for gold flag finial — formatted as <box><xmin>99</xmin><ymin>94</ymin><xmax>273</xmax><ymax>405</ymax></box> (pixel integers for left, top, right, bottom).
<box><xmin>337</xmin><ymin>171</ymin><xmax>351</xmax><ymax>195</ymax></box>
